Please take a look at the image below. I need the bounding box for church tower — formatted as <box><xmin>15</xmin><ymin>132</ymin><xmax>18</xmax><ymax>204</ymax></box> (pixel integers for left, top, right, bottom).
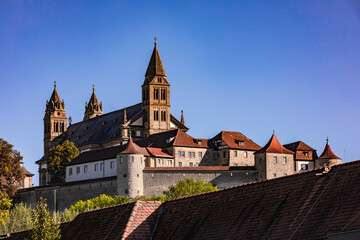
<box><xmin>43</xmin><ymin>82</ymin><xmax>67</xmax><ymax>155</ymax></box>
<box><xmin>142</xmin><ymin>38</ymin><xmax>171</xmax><ymax>136</ymax></box>
<box><xmin>83</xmin><ymin>84</ymin><xmax>103</xmax><ymax>121</ymax></box>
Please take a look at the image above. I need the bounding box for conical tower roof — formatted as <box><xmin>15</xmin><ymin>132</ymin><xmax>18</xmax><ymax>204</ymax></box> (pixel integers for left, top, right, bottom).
<box><xmin>318</xmin><ymin>139</ymin><xmax>340</xmax><ymax>159</ymax></box>
<box><xmin>88</xmin><ymin>85</ymin><xmax>100</xmax><ymax>106</ymax></box>
<box><xmin>121</xmin><ymin>139</ymin><xmax>149</xmax><ymax>155</ymax></box>
<box><xmin>145</xmin><ymin>43</ymin><xmax>166</xmax><ymax>77</ymax></box>
<box><xmin>257</xmin><ymin>133</ymin><xmax>293</xmax><ymax>154</ymax></box>
<box><xmin>49</xmin><ymin>81</ymin><xmax>61</xmax><ymax>103</ymax></box>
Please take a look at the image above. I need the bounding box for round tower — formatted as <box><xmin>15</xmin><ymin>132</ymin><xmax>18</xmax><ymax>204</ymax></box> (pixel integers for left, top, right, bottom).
<box><xmin>315</xmin><ymin>138</ymin><xmax>341</xmax><ymax>168</ymax></box>
<box><xmin>117</xmin><ymin>139</ymin><xmax>148</xmax><ymax>198</ymax></box>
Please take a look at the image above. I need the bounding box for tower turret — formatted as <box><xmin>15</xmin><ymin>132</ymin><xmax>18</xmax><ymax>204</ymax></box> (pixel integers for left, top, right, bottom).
<box><xmin>142</xmin><ymin>37</ymin><xmax>171</xmax><ymax>137</ymax></box>
<box><xmin>43</xmin><ymin>81</ymin><xmax>67</xmax><ymax>155</ymax></box>
<box><xmin>315</xmin><ymin>138</ymin><xmax>341</xmax><ymax>168</ymax></box>
<box><xmin>83</xmin><ymin>84</ymin><xmax>103</xmax><ymax>121</ymax></box>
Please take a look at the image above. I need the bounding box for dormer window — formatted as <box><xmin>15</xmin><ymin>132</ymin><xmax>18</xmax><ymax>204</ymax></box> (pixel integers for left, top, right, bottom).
<box><xmin>236</xmin><ymin>140</ymin><xmax>245</xmax><ymax>146</ymax></box>
<box><xmin>158</xmin><ymin>77</ymin><xmax>162</xmax><ymax>83</ymax></box>
<box><xmin>304</xmin><ymin>152</ymin><xmax>309</xmax><ymax>157</ymax></box>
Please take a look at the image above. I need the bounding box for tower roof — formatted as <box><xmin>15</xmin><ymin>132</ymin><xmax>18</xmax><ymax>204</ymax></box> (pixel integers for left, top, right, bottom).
<box><xmin>49</xmin><ymin>81</ymin><xmax>61</xmax><ymax>103</ymax></box>
<box><xmin>121</xmin><ymin>139</ymin><xmax>149</xmax><ymax>155</ymax></box>
<box><xmin>318</xmin><ymin>139</ymin><xmax>340</xmax><ymax>159</ymax></box>
<box><xmin>145</xmin><ymin>44</ymin><xmax>166</xmax><ymax>77</ymax></box>
<box><xmin>88</xmin><ymin>85</ymin><xmax>100</xmax><ymax>106</ymax></box>
<box><xmin>257</xmin><ymin>133</ymin><xmax>293</xmax><ymax>154</ymax></box>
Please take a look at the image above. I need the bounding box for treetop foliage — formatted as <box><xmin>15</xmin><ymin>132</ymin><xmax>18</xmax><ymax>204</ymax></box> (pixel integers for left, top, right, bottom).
<box><xmin>166</xmin><ymin>178</ymin><xmax>218</xmax><ymax>199</ymax></box>
<box><xmin>0</xmin><ymin>138</ymin><xmax>25</xmax><ymax>196</ymax></box>
<box><xmin>47</xmin><ymin>140</ymin><xmax>79</xmax><ymax>183</ymax></box>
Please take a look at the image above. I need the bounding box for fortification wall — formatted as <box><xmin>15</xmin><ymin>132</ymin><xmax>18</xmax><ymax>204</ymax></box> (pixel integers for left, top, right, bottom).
<box><xmin>13</xmin><ymin>177</ymin><xmax>117</xmax><ymax>212</ymax></box>
<box><xmin>143</xmin><ymin>169</ymin><xmax>256</xmax><ymax>197</ymax></box>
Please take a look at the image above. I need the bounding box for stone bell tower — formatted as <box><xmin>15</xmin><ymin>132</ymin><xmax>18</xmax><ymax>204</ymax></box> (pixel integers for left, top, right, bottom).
<box><xmin>142</xmin><ymin>37</ymin><xmax>171</xmax><ymax>137</ymax></box>
<box><xmin>83</xmin><ymin>84</ymin><xmax>103</xmax><ymax>121</ymax></box>
<box><xmin>43</xmin><ymin>81</ymin><xmax>67</xmax><ymax>155</ymax></box>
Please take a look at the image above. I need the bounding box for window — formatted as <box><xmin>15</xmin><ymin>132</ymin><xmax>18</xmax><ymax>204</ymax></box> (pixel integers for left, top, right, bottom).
<box><xmin>192</xmin><ymin>152</ymin><xmax>195</xmax><ymax>158</ymax></box>
<box><xmin>120</xmin><ymin>157</ymin><xmax>123</xmax><ymax>164</ymax></box>
<box><xmin>125</xmin><ymin>189</ymin><xmax>129</xmax><ymax>194</ymax></box>
<box><xmin>223</xmin><ymin>151</ymin><xmax>226</xmax><ymax>158</ymax></box>
<box><xmin>181</xmin><ymin>151</ymin><xmax>185</xmax><ymax>157</ymax></box>
<box><xmin>130</xmin><ymin>156</ymin><xmax>134</xmax><ymax>163</ymax></box>
<box><xmin>205</xmin><ymin>153</ymin><xmax>209</xmax><ymax>160</ymax></box>
<box><xmin>188</xmin><ymin>152</ymin><xmax>191</xmax><ymax>158</ymax></box>
<box><xmin>161</xmin><ymin>89</ymin><xmax>166</xmax><ymax>100</ymax></box>
<box><xmin>179</xmin><ymin>162</ymin><xmax>182</xmax><ymax>167</ymax></box>
<box><xmin>301</xmin><ymin>164</ymin><xmax>308</xmax><ymax>170</ymax></box>
<box><xmin>158</xmin><ymin>77</ymin><xmax>162</xmax><ymax>83</ymax></box>
<box><xmin>304</xmin><ymin>152</ymin><xmax>309</xmax><ymax>157</ymax></box>
<box><xmin>100</xmin><ymin>163</ymin><xmax>104</xmax><ymax>171</ymax></box>
<box><xmin>76</xmin><ymin>167</ymin><xmax>80</xmax><ymax>174</ymax></box>
<box><xmin>213</xmin><ymin>153</ymin><xmax>218</xmax><ymax>159</ymax></box>
<box><xmin>199</xmin><ymin>152</ymin><xmax>203</xmax><ymax>158</ymax></box>
<box><xmin>158</xmin><ymin>159</ymin><xmax>163</xmax><ymax>165</ymax></box>
<box><xmin>161</xmin><ymin>111</ymin><xmax>166</xmax><ymax>121</ymax></box>
<box><xmin>234</xmin><ymin>164</ymin><xmax>238</xmax><ymax>166</ymax></box>
<box><xmin>84</xmin><ymin>165</ymin><xmax>88</xmax><ymax>173</ymax></box>
<box><xmin>195</xmin><ymin>163</ymin><xmax>199</xmax><ymax>167</ymax></box>
<box><xmin>189</xmin><ymin>162</ymin><xmax>193</xmax><ymax>166</ymax></box>
<box><xmin>110</xmin><ymin>161</ymin><xmax>114</xmax><ymax>169</ymax></box>
<box><xmin>166</xmin><ymin>160</ymin><xmax>172</xmax><ymax>166</ymax></box>
<box><xmin>178</xmin><ymin>151</ymin><xmax>181</xmax><ymax>157</ymax></box>
<box><xmin>95</xmin><ymin>164</ymin><xmax>99</xmax><ymax>171</ymax></box>
<box><xmin>123</xmin><ymin>174</ymin><xmax>127</xmax><ymax>178</ymax></box>
<box><xmin>153</xmin><ymin>88</ymin><xmax>159</xmax><ymax>99</ymax></box>
<box><xmin>283</xmin><ymin>157</ymin><xmax>287</xmax><ymax>163</ymax></box>
<box><xmin>323</xmin><ymin>162</ymin><xmax>328</xmax><ymax>167</ymax></box>
<box><xmin>244</xmin><ymin>151</ymin><xmax>248</xmax><ymax>158</ymax></box>
<box><xmin>234</xmin><ymin>151</ymin><xmax>237</xmax><ymax>157</ymax></box>
<box><xmin>273</xmin><ymin>156</ymin><xmax>277</xmax><ymax>163</ymax></box>
<box><xmin>274</xmin><ymin>173</ymin><xmax>277</xmax><ymax>177</ymax></box>
<box><xmin>154</xmin><ymin>110</ymin><xmax>159</xmax><ymax>121</ymax></box>
<box><xmin>69</xmin><ymin>168</ymin><xmax>73</xmax><ymax>176</ymax></box>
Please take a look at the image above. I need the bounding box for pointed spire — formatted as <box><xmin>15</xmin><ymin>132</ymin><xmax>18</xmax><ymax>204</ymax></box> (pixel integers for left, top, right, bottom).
<box><xmin>123</xmin><ymin>107</ymin><xmax>127</xmax><ymax>123</ymax></box>
<box><xmin>181</xmin><ymin>110</ymin><xmax>185</xmax><ymax>125</ymax></box>
<box><xmin>145</xmin><ymin>38</ymin><xmax>166</xmax><ymax>77</ymax></box>
<box><xmin>83</xmin><ymin>85</ymin><xmax>103</xmax><ymax>121</ymax></box>
<box><xmin>49</xmin><ymin>81</ymin><xmax>61</xmax><ymax>103</ymax></box>
<box><xmin>257</xmin><ymin>132</ymin><xmax>293</xmax><ymax>154</ymax></box>
<box><xmin>318</xmin><ymin>138</ymin><xmax>340</xmax><ymax>159</ymax></box>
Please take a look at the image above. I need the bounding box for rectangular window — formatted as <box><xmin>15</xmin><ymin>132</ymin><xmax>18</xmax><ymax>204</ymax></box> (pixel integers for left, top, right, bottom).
<box><xmin>130</xmin><ymin>156</ymin><xmax>134</xmax><ymax>163</ymax></box>
<box><xmin>301</xmin><ymin>164</ymin><xmax>308</xmax><ymax>170</ymax></box>
<box><xmin>179</xmin><ymin>162</ymin><xmax>182</xmax><ymax>167</ymax></box>
<box><xmin>273</xmin><ymin>156</ymin><xmax>277</xmax><ymax>163</ymax></box>
<box><xmin>195</xmin><ymin>163</ymin><xmax>199</xmax><ymax>167</ymax></box>
<box><xmin>304</xmin><ymin>152</ymin><xmax>309</xmax><ymax>157</ymax></box>
<box><xmin>213</xmin><ymin>153</ymin><xmax>218</xmax><ymax>159</ymax></box>
<box><xmin>323</xmin><ymin>162</ymin><xmax>328</xmax><ymax>167</ymax></box>
<box><xmin>95</xmin><ymin>164</ymin><xmax>99</xmax><ymax>171</ymax></box>
<box><xmin>110</xmin><ymin>161</ymin><xmax>114</xmax><ymax>169</ymax></box>
<box><xmin>189</xmin><ymin>162</ymin><xmax>193</xmax><ymax>166</ymax></box>
<box><xmin>223</xmin><ymin>151</ymin><xmax>226</xmax><ymax>158</ymax></box>
<box><xmin>192</xmin><ymin>152</ymin><xmax>195</xmax><ymax>158</ymax></box>
<box><xmin>283</xmin><ymin>157</ymin><xmax>287</xmax><ymax>163</ymax></box>
<box><xmin>199</xmin><ymin>152</ymin><xmax>202</xmax><ymax>158</ymax></box>
<box><xmin>84</xmin><ymin>165</ymin><xmax>88</xmax><ymax>173</ymax></box>
<box><xmin>100</xmin><ymin>163</ymin><xmax>104</xmax><ymax>170</ymax></box>
<box><xmin>181</xmin><ymin>151</ymin><xmax>185</xmax><ymax>157</ymax></box>
<box><xmin>167</xmin><ymin>160</ymin><xmax>172</xmax><ymax>166</ymax></box>
<box><xmin>76</xmin><ymin>167</ymin><xmax>80</xmax><ymax>174</ymax></box>
<box><xmin>188</xmin><ymin>152</ymin><xmax>191</xmax><ymax>158</ymax></box>
<box><xmin>244</xmin><ymin>151</ymin><xmax>248</xmax><ymax>158</ymax></box>
<box><xmin>69</xmin><ymin>168</ymin><xmax>73</xmax><ymax>176</ymax></box>
<box><xmin>234</xmin><ymin>164</ymin><xmax>238</xmax><ymax>166</ymax></box>
<box><xmin>120</xmin><ymin>157</ymin><xmax>123</xmax><ymax>164</ymax></box>
<box><xmin>234</xmin><ymin>151</ymin><xmax>237</xmax><ymax>157</ymax></box>
<box><xmin>178</xmin><ymin>151</ymin><xmax>181</xmax><ymax>157</ymax></box>
<box><xmin>158</xmin><ymin>159</ymin><xmax>163</xmax><ymax>165</ymax></box>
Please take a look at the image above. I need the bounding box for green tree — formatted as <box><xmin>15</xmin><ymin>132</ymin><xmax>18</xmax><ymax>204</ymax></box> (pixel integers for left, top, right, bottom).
<box><xmin>0</xmin><ymin>202</ymin><xmax>32</xmax><ymax>234</ymax></box>
<box><xmin>69</xmin><ymin>194</ymin><xmax>130</xmax><ymax>213</ymax></box>
<box><xmin>166</xmin><ymin>178</ymin><xmax>218</xmax><ymax>199</ymax></box>
<box><xmin>47</xmin><ymin>140</ymin><xmax>79</xmax><ymax>183</ymax></box>
<box><xmin>29</xmin><ymin>198</ymin><xmax>60</xmax><ymax>240</ymax></box>
<box><xmin>0</xmin><ymin>138</ymin><xmax>25</xmax><ymax>196</ymax></box>
<box><xmin>0</xmin><ymin>194</ymin><xmax>12</xmax><ymax>226</ymax></box>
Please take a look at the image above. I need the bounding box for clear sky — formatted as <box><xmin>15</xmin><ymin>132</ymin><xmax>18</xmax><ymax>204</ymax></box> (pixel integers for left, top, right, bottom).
<box><xmin>1</xmin><ymin>0</ymin><xmax>359</xmax><ymax>186</ymax></box>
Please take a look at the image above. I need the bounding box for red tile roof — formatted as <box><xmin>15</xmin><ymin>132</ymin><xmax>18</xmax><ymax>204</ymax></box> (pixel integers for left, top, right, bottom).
<box><xmin>284</xmin><ymin>141</ymin><xmax>318</xmax><ymax>161</ymax></box>
<box><xmin>210</xmin><ymin>131</ymin><xmax>261</xmax><ymax>151</ymax></box>
<box><xmin>144</xmin><ymin>166</ymin><xmax>257</xmax><ymax>171</ymax></box>
<box><xmin>318</xmin><ymin>141</ymin><xmax>341</xmax><ymax>160</ymax></box>
<box><xmin>121</xmin><ymin>139</ymin><xmax>149</xmax><ymax>156</ymax></box>
<box><xmin>146</xmin><ymin>147</ymin><xmax>172</xmax><ymax>158</ymax></box>
<box><xmin>257</xmin><ymin>133</ymin><xmax>293</xmax><ymax>154</ymax></box>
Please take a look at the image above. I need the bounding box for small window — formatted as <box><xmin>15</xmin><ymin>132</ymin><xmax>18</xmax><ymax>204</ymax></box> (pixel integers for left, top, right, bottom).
<box><xmin>100</xmin><ymin>163</ymin><xmax>104</xmax><ymax>171</ymax></box>
<box><xmin>167</xmin><ymin>160</ymin><xmax>172</xmax><ymax>166</ymax></box>
<box><xmin>192</xmin><ymin>152</ymin><xmax>195</xmax><ymax>158</ymax></box>
<box><xmin>244</xmin><ymin>151</ymin><xmax>248</xmax><ymax>158</ymax></box>
<box><xmin>273</xmin><ymin>156</ymin><xmax>277</xmax><ymax>163</ymax></box>
<box><xmin>189</xmin><ymin>162</ymin><xmax>193</xmax><ymax>166</ymax></box>
<box><xmin>123</xmin><ymin>174</ymin><xmax>127</xmax><ymax>178</ymax></box>
<box><xmin>274</xmin><ymin>173</ymin><xmax>277</xmax><ymax>177</ymax></box>
<box><xmin>179</xmin><ymin>162</ymin><xmax>182</xmax><ymax>167</ymax></box>
<box><xmin>223</xmin><ymin>151</ymin><xmax>226</xmax><ymax>158</ymax></box>
<box><xmin>181</xmin><ymin>151</ymin><xmax>185</xmax><ymax>157</ymax></box>
<box><xmin>137</xmin><ymin>174</ymin><xmax>140</xmax><ymax>177</ymax></box>
<box><xmin>158</xmin><ymin>77</ymin><xmax>162</xmax><ymax>83</ymax></box>
<box><xmin>158</xmin><ymin>159</ymin><xmax>163</xmax><ymax>165</ymax></box>
<box><xmin>234</xmin><ymin>164</ymin><xmax>238</xmax><ymax>166</ymax></box>
<box><xmin>188</xmin><ymin>152</ymin><xmax>191</xmax><ymax>158</ymax></box>
<box><xmin>110</xmin><ymin>161</ymin><xmax>114</xmax><ymax>169</ymax></box>
<box><xmin>323</xmin><ymin>162</ymin><xmax>328</xmax><ymax>167</ymax></box>
<box><xmin>120</xmin><ymin>157</ymin><xmax>123</xmax><ymax>164</ymax></box>
<box><xmin>76</xmin><ymin>167</ymin><xmax>80</xmax><ymax>174</ymax></box>
<box><xmin>195</xmin><ymin>163</ymin><xmax>199</xmax><ymax>167</ymax></box>
<box><xmin>69</xmin><ymin>168</ymin><xmax>73</xmax><ymax>176</ymax></box>
<box><xmin>95</xmin><ymin>164</ymin><xmax>99</xmax><ymax>171</ymax></box>
<box><xmin>301</xmin><ymin>164</ymin><xmax>308</xmax><ymax>170</ymax></box>
<box><xmin>234</xmin><ymin>151</ymin><xmax>237</xmax><ymax>157</ymax></box>
<box><xmin>178</xmin><ymin>151</ymin><xmax>181</xmax><ymax>157</ymax></box>
<box><xmin>213</xmin><ymin>153</ymin><xmax>217</xmax><ymax>159</ymax></box>
<box><xmin>125</xmin><ymin>189</ymin><xmax>129</xmax><ymax>194</ymax></box>
<box><xmin>199</xmin><ymin>152</ymin><xmax>203</xmax><ymax>158</ymax></box>
<box><xmin>84</xmin><ymin>165</ymin><xmax>88</xmax><ymax>173</ymax></box>
<box><xmin>130</xmin><ymin>156</ymin><xmax>134</xmax><ymax>163</ymax></box>
<box><xmin>304</xmin><ymin>152</ymin><xmax>309</xmax><ymax>157</ymax></box>
<box><xmin>283</xmin><ymin>157</ymin><xmax>287</xmax><ymax>164</ymax></box>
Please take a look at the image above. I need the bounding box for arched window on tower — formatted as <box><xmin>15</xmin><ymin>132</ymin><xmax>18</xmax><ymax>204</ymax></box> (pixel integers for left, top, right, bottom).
<box><xmin>154</xmin><ymin>88</ymin><xmax>159</xmax><ymax>100</ymax></box>
<box><xmin>161</xmin><ymin>89</ymin><xmax>166</xmax><ymax>100</ymax></box>
<box><xmin>154</xmin><ymin>110</ymin><xmax>159</xmax><ymax>121</ymax></box>
<box><xmin>55</xmin><ymin>122</ymin><xmax>59</xmax><ymax>132</ymax></box>
<box><xmin>161</xmin><ymin>111</ymin><xmax>166</xmax><ymax>121</ymax></box>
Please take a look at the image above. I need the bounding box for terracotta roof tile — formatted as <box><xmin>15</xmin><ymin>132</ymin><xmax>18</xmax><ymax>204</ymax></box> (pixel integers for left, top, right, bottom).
<box><xmin>318</xmin><ymin>141</ymin><xmax>341</xmax><ymax>160</ymax></box>
<box><xmin>146</xmin><ymin>147</ymin><xmax>172</xmax><ymax>158</ymax></box>
<box><xmin>210</xmin><ymin>131</ymin><xmax>261</xmax><ymax>151</ymax></box>
<box><xmin>121</xmin><ymin>139</ymin><xmax>149</xmax><ymax>156</ymax></box>
<box><xmin>257</xmin><ymin>133</ymin><xmax>293</xmax><ymax>154</ymax></box>
<box><xmin>144</xmin><ymin>166</ymin><xmax>257</xmax><ymax>171</ymax></box>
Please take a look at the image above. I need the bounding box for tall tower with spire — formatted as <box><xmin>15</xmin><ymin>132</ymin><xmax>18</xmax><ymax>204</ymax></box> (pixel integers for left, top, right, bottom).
<box><xmin>142</xmin><ymin>38</ymin><xmax>171</xmax><ymax>136</ymax></box>
<box><xmin>83</xmin><ymin>84</ymin><xmax>103</xmax><ymax>121</ymax></box>
<box><xmin>43</xmin><ymin>82</ymin><xmax>67</xmax><ymax>155</ymax></box>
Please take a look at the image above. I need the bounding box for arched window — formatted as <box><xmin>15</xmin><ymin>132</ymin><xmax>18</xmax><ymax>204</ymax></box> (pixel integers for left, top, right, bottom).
<box><xmin>161</xmin><ymin>89</ymin><xmax>166</xmax><ymax>100</ymax></box>
<box><xmin>153</xmin><ymin>88</ymin><xmax>159</xmax><ymax>100</ymax></box>
<box><xmin>55</xmin><ymin>122</ymin><xmax>59</xmax><ymax>132</ymax></box>
<box><xmin>161</xmin><ymin>111</ymin><xmax>166</xmax><ymax>121</ymax></box>
<box><xmin>154</xmin><ymin>110</ymin><xmax>159</xmax><ymax>121</ymax></box>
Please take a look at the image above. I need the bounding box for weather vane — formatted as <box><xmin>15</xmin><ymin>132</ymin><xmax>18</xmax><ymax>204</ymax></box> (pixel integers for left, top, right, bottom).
<box><xmin>154</xmin><ymin>36</ymin><xmax>157</xmax><ymax>46</ymax></box>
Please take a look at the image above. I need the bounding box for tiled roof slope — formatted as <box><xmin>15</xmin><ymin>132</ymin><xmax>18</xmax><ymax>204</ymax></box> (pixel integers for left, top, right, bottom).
<box><xmin>211</xmin><ymin>131</ymin><xmax>261</xmax><ymax>150</ymax></box>
<box><xmin>146</xmin><ymin>147</ymin><xmax>172</xmax><ymax>158</ymax></box>
<box><xmin>256</xmin><ymin>133</ymin><xmax>293</xmax><ymax>154</ymax></box>
<box><xmin>152</xmin><ymin>160</ymin><xmax>360</xmax><ymax>240</ymax></box>
<box><xmin>51</xmin><ymin>103</ymin><xmax>143</xmax><ymax>148</ymax></box>
<box><xmin>284</xmin><ymin>141</ymin><xmax>315</xmax><ymax>152</ymax></box>
<box><xmin>121</xmin><ymin>139</ymin><xmax>149</xmax><ymax>156</ymax></box>
<box><xmin>122</xmin><ymin>201</ymin><xmax>162</xmax><ymax>239</ymax></box>
<box><xmin>318</xmin><ymin>142</ymin><xmax>341</xmax><ymax>159</ymax></box>
<box><xmin>145</xmin><ymin>45</ymin><xmax>166</xmax><ymax>77</ymax></box>
<box><xmin>67</xmin><ymin>145</ymin><xmax>126</xmax><ymax>166</ymax></box>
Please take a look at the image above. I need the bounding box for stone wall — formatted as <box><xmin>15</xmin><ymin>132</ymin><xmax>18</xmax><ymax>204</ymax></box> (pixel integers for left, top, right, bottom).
<box><xmin>14</xmin><ymin>177</ymin><xmax>117</xmax><ymax>212</ymax></box>
<box><xmin>143</xmin><ymin>169</ymin><xmax>256</xmax><ymax>197</ymax></box>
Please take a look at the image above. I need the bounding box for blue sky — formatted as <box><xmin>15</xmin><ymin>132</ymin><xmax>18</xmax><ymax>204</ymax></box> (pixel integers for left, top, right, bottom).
<box><xmin>1</xmin><ymin>0</ymin><xmax>359</xmax><ymax>186</ymax></box>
